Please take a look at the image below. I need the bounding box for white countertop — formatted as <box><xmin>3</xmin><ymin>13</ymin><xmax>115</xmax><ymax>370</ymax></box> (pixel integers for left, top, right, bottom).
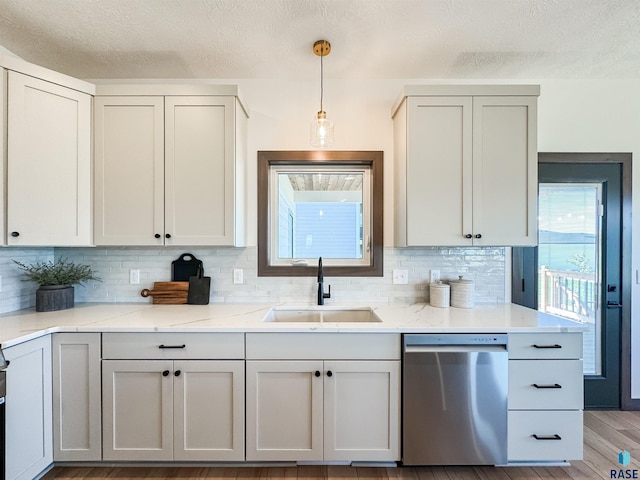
<box><xmin>0</xmin><ymin>302</ymin><xmax>585</xmax><ymax>348</ymax></box>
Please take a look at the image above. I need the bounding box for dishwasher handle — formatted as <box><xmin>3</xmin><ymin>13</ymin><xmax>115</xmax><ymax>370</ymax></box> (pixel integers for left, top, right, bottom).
<box><xmin>404</xmin><ymin>344</ymin><xmax>507</xmax><ymax>354</ymax></box>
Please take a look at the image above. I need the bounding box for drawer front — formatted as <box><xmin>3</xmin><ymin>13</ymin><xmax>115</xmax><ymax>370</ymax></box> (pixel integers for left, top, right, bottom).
<box><xmin>102</xmin><ymin>332</ymin><xmax>244</xmax><ymax>359</ymax></box>
<box><xmin>509</xmin><ymin>333</ymin><xmax>582</xmax><ymax>359</ymax></box>
<box><xmin>245</xmin><ymin>333</ymin><xmax>400</xmax><ymax>360</ymax></box>
<box><xmin>509</xmin><ymin>360</ymin><xmax>583</xmax><ymax>410</ymax></box>
<box><xmin>508</xmin><ymin>410</ymin><xmax>583</xmax><ymax>461</ymax></box>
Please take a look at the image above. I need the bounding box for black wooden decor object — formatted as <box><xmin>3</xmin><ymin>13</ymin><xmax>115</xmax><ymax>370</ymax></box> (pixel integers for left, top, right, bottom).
<box><xmin>187</xmin><ymin>266</ymin><xmax>211</xmax><ymax>305</ymax></box>
<box><xmin>171</xmin><ymin>253</ymin><xmax>203</xmax><ymax>281</ymax></box>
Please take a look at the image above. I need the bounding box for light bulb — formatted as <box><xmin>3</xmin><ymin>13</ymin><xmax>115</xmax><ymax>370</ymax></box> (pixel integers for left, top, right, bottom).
<box><xmin>310</xmin><ymin>111</ymin><xmax>334</xmax><ymax>148</ymax></box>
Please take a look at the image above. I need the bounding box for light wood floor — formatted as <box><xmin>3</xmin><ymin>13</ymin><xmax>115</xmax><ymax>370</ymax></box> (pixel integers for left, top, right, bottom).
<box><xmin>44</xmin><ymin>411</ymin><xmax>640</xmax><ymax>480</ymax></box>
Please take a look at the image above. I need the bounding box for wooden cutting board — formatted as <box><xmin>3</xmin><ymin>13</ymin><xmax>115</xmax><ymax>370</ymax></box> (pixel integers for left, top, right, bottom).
<box><xmin>140</xmin><ymin>282</ymin><xmax>189</xmax><ymax>304</ymax></box>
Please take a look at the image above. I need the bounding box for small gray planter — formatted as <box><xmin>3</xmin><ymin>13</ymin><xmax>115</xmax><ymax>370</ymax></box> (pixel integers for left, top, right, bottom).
<box><xmin>36</xmin><ymin>285</ymin><xmax>74</xmax><ymax>312</ymax></box>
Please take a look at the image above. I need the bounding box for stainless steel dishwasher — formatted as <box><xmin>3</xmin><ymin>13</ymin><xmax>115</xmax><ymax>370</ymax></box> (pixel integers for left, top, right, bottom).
<box><xmin>402</xmin><ymin>334</ymin><xmax>508</xmax><ymax>465</ymax></box>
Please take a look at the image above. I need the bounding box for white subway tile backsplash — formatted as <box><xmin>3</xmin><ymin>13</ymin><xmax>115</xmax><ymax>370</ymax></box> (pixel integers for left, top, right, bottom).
<box><xmin>0</xmin><ymin>248</ymin><xmax>54</xmax><ymax>314</ymax></box>
<box><xmin>0</xmin><ymin>246</ymin><xmax>506</xmax><ymax>314</ymax></box>
<box><xmin>54</xmin><ymin>246</ymin><xmax>506</xmax><ymax>306</ymax></box>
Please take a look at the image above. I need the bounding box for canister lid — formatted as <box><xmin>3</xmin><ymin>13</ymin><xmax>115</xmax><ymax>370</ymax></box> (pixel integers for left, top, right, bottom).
<box><xmin>450</xmin><ymin>275</ymin><xmax>473</xmax><ymax>284</ymax></box>
<box><xmin>430</xmin><ymin>281</ymin><xmax>449</xmax><ymax>289</ymax></box>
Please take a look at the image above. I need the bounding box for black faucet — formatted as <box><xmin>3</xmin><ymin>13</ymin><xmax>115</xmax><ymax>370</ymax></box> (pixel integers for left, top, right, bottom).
<box><xmin>317</xmin><ymin>257</ymin><xmax>331</xmax><ymax>305</ymax></box>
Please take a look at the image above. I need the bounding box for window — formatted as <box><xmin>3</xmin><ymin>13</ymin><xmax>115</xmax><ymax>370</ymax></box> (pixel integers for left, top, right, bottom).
<box><xmin>258</xmin><ymin>151</ymin><xmax>383</xmax><ymax>277</ymax></box>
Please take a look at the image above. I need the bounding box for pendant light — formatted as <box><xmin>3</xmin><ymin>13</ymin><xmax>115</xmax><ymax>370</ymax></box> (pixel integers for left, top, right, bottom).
<box><xmin>310</xmin><ymin>39</ymin><xmax>334</xmax><ymax>148</ymax></box>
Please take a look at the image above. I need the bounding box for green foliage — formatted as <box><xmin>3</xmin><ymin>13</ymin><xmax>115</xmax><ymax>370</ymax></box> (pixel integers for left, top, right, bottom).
<box><xmin>566</xmin><ymin>253</ymin><xmax>592</xmax><ymax>273</ymax></box>
<box><xmin>13</xmin><ymin>258</ymin><xmax>100</xmax><ymax>286</ymax></box>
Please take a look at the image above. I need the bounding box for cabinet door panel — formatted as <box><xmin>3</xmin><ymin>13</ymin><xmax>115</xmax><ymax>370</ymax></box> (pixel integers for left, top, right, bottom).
<box><xmin>246</xmin><ymin>360</ymin><xmax>323</xmax><ymax>461</ymax></box>
<box><xmin>165</xmin><ymin>96</ymin><xmax>235</xmax><ymax>245</ymax></box>
<box><xmin>94</xmin><ymin>96</ymin><xmax>164</xmax><ymax>245</ymax></box>
<box><xmin>174</xmin><ymin>360</ymin><xmax>244</xmax><ymax>461</ymax></box>
<box><xmin>102</xmin><ymin>360</ymin><xmax>173</xmax><ymax>461</ymax></box>
<box><xmin>5</xmin><ymin>336</ymin><xmax>52</xmax><ymax>480</ymax></box>
<box><xmin>324</xmin><ymin>361</ymin><xmax>400</xmax><ymax>461</ymax></box>
<box><xmin>472</xmin><ymin>96</ymin><xmax>537</xmax><ymax>246</ymax></box>
<box><xmin>52</xmin><ymin>333</ymin><xmax>101</xmax><ymax>461</ymax></box>
<box><xmin>7</xmin><ymin>72</ymin><xmax>91</xmax><ymax>245</ymax></box>
<box><xmin>406</xmin><ymin>97</ymin><xmax>473</xmax><ymax>246</ymax></box>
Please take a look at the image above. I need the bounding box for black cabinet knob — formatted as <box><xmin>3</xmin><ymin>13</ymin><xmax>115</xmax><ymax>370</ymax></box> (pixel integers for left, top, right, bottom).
<box><xmin>154</xmin><ymin>233</ymin><xmax>161</xmax><ymax>239</ymax></box>
<box><xmin>314</xmin><ymin>370</ymin><xmax>321</xmax><ymax>377</ymax></box>
<box><xmin>11</xmin><ymin>232</ymin><xmax>19</xmax><ymax>237</ymax></box>
<box><xmin>465</xmin><ymin>234</ymin><xmax>472</xmax><ymax>239</ymax></box>
<box><xmin>174</xmin><ymin>370</ymin><xmax>181</xmax><ymax>377</ymax></box>
<box><xmin>165</xmin><ymin>234</ymin><xmax>172</xmax><ymax>239</ymax></box>
<box><xmin>475</xmin><ymin>234</ymin><xmax>482</xmax><ymax>239</ymax></box>
<box><xmin>162</xmin><ymin>370</ymin><xmax>170</xmax><ymax>377</ymax></box>
<box><xmin>327</xmin><ymin>370</ymin><xmax>333</xmax><ymax>377</ymax></box>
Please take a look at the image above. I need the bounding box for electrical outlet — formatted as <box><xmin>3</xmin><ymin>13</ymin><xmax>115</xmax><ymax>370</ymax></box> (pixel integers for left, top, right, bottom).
<box><xmin>430</xmin><ymin>269</ymin><xmax>441</xmax><ymax>284</ymax></box>
<box><xmin>129</xmin><ymin>269</ymin><xmax>140</xmax><ymax>285</ymax></box>
<box><xmin>233</xmin><ymin>269</ymin><xmax>243</xmax><ymax>284</ymax></box>
<box><xmin>392</xmin><ymin>269</ymin><xmax>408</xmax><ymax>285</ymax></box>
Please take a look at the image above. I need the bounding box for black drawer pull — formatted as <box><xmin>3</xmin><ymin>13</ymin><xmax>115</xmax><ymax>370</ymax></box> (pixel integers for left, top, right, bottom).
<box><xmin>533</xmin><ymin>383</ymin><xmax>562</xmax><ymax>389</ymax></box>
<box><xmin>532</xmin><ymin>434</ymin><xmax>562</xmax><ymax>440</ymax></box>
<box><xmin>532</xmin><ymin>344</ymin><xmax>562</xmax><ymax>349</ymax></box>
<box><xmin>174</xmin><ymin>370</ymin><xmax>181</xmax><ymax>377</ymax></box>
<box><xmin>162</xmin><ymin>370</ymin><xmax>170</xmax><ymax>377</ymax></box>
<box><xmin>314</xmin><ymin>371</ymin><xmax>321</xmax><ymax>377</ymax></box>
<box><xmin>158</xmin><ymin>344</ymin><xmax>186</xmax><ymax>349</ymax></box>
<box><xmin>327</xmin><ymin>370</ymin><xmax>333</xmax><ymax>377</ymax></box>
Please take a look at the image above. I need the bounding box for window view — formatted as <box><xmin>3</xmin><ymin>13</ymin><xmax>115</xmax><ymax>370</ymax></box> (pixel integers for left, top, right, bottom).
<box><xmin>272</xmin><ymin>167</ymin><xmax>369</xmax><ymax>266</ymax></box>
<box><xmin>257</xmin><ymin>150</ymin><xmax>383</xmax><ymax>277</ymax></box>
<box><xmin>537</xmin><ymin>184</ymin><xmax>601</xmax><ymax>375</ymax></box>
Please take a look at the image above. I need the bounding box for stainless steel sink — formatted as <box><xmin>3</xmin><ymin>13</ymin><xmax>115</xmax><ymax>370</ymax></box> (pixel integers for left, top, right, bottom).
<box><xmin>262</xmin><ymin>307</ymin><xmax>381</xmax><ymax>323</ymax></box>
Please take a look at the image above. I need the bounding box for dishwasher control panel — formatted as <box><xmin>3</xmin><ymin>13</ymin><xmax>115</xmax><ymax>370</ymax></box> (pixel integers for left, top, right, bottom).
<box><xmin>404</xmin><ymin>333</ymin><xmax>508</xmax><ymax>346</ymax></box>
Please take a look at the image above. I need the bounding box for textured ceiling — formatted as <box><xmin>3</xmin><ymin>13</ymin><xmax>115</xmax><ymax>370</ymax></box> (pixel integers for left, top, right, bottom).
<box><xmin>1</xmin><ymin>0</ymin><xmax>639</xmax><ymax>80</ymax></box>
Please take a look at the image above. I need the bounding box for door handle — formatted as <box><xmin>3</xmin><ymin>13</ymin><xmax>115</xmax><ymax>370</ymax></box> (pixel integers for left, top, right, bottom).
<box><xmin>607</xmin><ymin>301</ymin><xmax>622</xmax><ymax>308</ymax></box>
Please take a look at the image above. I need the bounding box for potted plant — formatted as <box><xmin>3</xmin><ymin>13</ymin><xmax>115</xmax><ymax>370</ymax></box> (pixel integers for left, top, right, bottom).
<box><xmin>13</xmin><ymin>257</ymin><xmax>100</xmax><ymax>312</ymax></box>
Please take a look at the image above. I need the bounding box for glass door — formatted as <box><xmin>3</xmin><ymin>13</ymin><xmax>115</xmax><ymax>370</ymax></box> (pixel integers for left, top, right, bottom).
<box><xmin>537</xmin><ymin>183</ymin><xmax>602</xmax><ymax>375</ymax></box>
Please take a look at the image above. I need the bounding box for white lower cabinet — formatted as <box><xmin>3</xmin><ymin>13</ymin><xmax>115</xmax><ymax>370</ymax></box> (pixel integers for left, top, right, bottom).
<box><xmin>245</xmin><ymin>333</ymin><xmax>401</xmax><ymax>463</ymax></box>
<box><xmin>323</xmin><ymin>360</ymin><xmax>400</xmax><ymax>462</ymax></box>
<box><xmin>4</xmin><ymin>336</ymin><xmax>53</xmax><ymax>480</ymax></box>
<box><xmin>52</xmin><ymin>333</ymin><xmax>102</xmax><ymax>461</ymax></box>
<box><xmin>102</xmin><ymin>359</ymin><xmax>244</xmax><ymax>461</ymax></box>
<box><xmin>507</xmin><ymin>332</ymin><xmax>583</xmax><ymax>463</ymax></box>
<box><xmin>508</xmin><ymin>410</ymin><xmax>583</xmax><ymax>461</ymax></box>
<box><xmin>246</xmin><ymin>360</ymin><xmax>324</xmax><ymax>461</ymax></box>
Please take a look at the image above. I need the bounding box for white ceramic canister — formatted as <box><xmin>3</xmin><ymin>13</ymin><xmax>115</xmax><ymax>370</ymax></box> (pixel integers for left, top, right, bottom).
<box><xmin>429</xmin><ymin>281</ymin><xmax>450</xmax><ymax>308</ymax></box>
<box><xmin>449</xmin><ymin>275</ymin><xmax>474</xmax><ymax>308</ymax></box>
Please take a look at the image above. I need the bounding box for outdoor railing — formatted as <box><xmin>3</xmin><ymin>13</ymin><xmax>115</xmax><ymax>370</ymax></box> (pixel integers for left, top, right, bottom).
<box><xmin>539</xmin><ymin>266</ymin><xmax>597</xmax><ymax>323</ymax></box>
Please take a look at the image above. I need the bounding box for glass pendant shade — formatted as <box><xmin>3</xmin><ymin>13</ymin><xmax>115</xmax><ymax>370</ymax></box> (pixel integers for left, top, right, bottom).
<box><xmin>310</xmin><ymin>110</ymin><xmax>334</xmax><ymax>148</ymax></box>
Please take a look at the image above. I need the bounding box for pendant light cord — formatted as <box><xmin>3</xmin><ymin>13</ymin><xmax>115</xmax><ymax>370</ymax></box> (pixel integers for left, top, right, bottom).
<box><xmin>320</xmin><ymin>51</ymin><xmax>324</xmax><ymax>113</ymax></box>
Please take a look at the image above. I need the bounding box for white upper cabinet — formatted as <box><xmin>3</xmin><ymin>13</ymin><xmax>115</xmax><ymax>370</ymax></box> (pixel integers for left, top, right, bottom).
<box><xmin>0</xmin><ymin>69</ymin><xmax>6</xmax><ymax>246</ymax></box>
<box><xmin>94</xmin><ymin>96</ymin><xmax>165</xmax><ymax>245</ymax></box>
<box><xmin>393</xmin><ymin>85</ymin><xmax>539</xmax><ymax>247</ymax></box>
<box><xmin>94</xmin><ymin>85</ymin><xmax>248</xmax><ymax>246</ymax></box>
<box><xmin>7</xmin><ymin>71</ymin><xmax>92</xmax><ymax>246</ymax></box>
